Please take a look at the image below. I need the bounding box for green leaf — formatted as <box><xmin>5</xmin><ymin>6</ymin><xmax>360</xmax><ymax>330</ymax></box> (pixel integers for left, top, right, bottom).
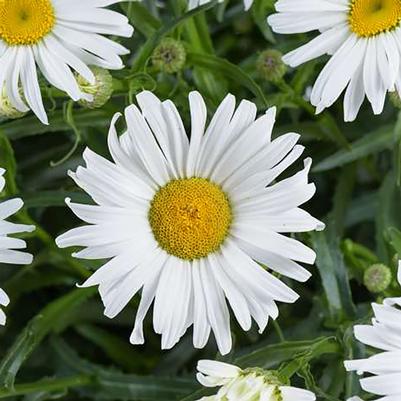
<box><xmin>75</xmin><ymin>324</ymin><xmax>142</xmax><ymax>372</ymax></box>
<box><xmin>52</xmin><ymin>337</ymin><xmax>198</xmax><ymax>401</ymax></box>
<box><xmin>131</xmin><ymin>2</ymin><xmax>218</xmax><ymax>72</ymax></box>
<box><xmin>187</xmin><ymin>52</ymin><xmax>268</xmax><ymax>107</ymax></box>
<box><xmin>313</xmin><ymin>124</ymin><xmax>394</xmax><ymax>172</ymax></box>
<box><xmin>310</xmin><ymin>224</ymin><xmax>356</xmax><ymax>322</ymax></box>
<box><xmin>0</xmin><ymin>288</ymin><xmax>96</xmax><ymax>389</ymax></box>
<box><xmin>122</xmin><ymin>2</ymin><xmax>162</xmax><ymax>38</ymax></box>
<box><xmin>2</xmin><ymin>109</ymin><xmax>113</xmax><ymax>140</ymax></box>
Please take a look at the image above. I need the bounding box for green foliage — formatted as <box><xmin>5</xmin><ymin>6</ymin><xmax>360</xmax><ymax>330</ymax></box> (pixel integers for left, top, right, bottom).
<box><xmin>0</xmin><ymin>1</ymin><xmax>400</xmax><ymax>400</ymax></box>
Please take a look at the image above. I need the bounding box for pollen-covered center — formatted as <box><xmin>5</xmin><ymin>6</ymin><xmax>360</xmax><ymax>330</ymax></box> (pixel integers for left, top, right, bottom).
<box><xmin>349</xmin><ymin>0</ymin><xmax>401</xmax><ymax>37</ymax></box>
<box><xmin>149</xmin><ymin>178</ymin><xmax>232</xmax><ymax>260</ymax></box>
<box><xmin>0</xmin><ymin>0</ymin><xmax>55</xmax><ymax>46</ymax></box>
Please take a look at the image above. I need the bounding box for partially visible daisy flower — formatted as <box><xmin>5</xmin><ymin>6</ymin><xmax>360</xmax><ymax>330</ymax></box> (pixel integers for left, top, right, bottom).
<box><xmin>345</xmin><ymin>261</ymin><xmax>401</xmax><ymax>399</ymax></box>
<box><xmin>56</xmin><ymin>90</ymin><xmax>323</xmax><ymax>355</ymax></box>
<box><xmin>188</xmin><ymin>0</ymin><xmax>254</xmax><ymax>11</ymax></box>
<box><xmin>0</xmin><ymin>0</ymin><xmax>133</xmax><ymax>124</ymax></box>
<box><xmin>196</xmin><ymin>359</ymin><xmax>316</xmax><ymax>401</ymax></box>
<box><xmin>268</xmin><ymin>0</ymin><xmax>401</xmax><ymax>121</ymax></box>
<box><xmin>0</xmin><ymin>168</ymin><xmax>35</xmax><ymax>325</ymax></box>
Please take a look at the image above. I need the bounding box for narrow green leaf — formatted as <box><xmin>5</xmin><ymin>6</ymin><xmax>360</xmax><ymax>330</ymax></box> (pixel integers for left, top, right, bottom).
<box><xmin>122</xmin><ymin>3</ymin><xmax>162</xmax><ymax>38</ymax></box>
<box><xmin>187</xmin><ymin>52</ymin><xmax>268</xmax><ymax>107</ymax></box>
<box><xmin>0</xmin><ymin>288</ymin><xmax>96</xmax><ymax>389</ymax></box>
<box><xmin>313</xmin><ymin>125</ymin><xmax>394</xmax><ymax>172</ymax></box>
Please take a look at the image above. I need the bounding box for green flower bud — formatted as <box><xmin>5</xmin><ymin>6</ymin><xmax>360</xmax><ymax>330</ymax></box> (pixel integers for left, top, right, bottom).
<box><xmin>0</xmin><ymin>87</ymin><xmax>27</xmax><ymax>120</ymax></box>
<box><xmin>151</xmin><ymin>38</ymin><xmax>186</xmax><ymax>74</ymax></box>
<box><xmin>257</xmin><ymin>49</ymin><xmax>287</xmax><ymax>83</ymax></box>
<box><xmin>389</xmin><ymin>91</ymin><xmax>401</xmax><ymax>109</ymax></box>
<box><xmin>76</xmin><ymin>66</ymin><xmax>113</xmax><ymax>109</ymax></box>
<box><xmin>364</xmin><ymin>263</ymin><xmax>392</xmax><ymax>293</ymax></box>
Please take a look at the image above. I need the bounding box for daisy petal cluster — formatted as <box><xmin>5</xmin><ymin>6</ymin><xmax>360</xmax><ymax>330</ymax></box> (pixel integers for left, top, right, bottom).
<box><xmin>0</xmin><ymin>168</ymin><xmax>35</xmax><ymax>325</ymax></box>
<box><xmin>56</xmin><ymin>90</ymin><xmax>323</xmax><ymax>355</ymax></box>
<box><xmin>196</xmin><ymin>360</ymin><xmax>316</xmax><ymax>401</ymax></box>
<box><xmin>0</xmin><ymin>0</ymin><xmax>133</xmax><ymax>124</ymax></box>
<box><xmin>188</xmin><ymin>0</ymin><xmax>254</xmax><ymax>11</ymax></box>
<box><xmin>268</xmin><ymin>0</ymin><xmax>401</xmax><ymax>121</ymax></box>
<box><xmin>345</xmin><ymin>261</ymin><xmax>401</xmax><ymax>400</ymax></box>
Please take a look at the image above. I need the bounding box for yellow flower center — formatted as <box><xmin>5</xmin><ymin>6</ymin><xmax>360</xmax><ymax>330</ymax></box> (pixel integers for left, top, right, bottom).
<box><xmin>149</xmin><ymin>178</ymin><xmax>232</xmax><ymax>260</ymax></box>
<box><xmin>349</xmin><ymin>0</ymin><xmax>401</xmax><ymax>37</ymax></box>
<box><xmin>0</xmin><ymin>0</ymin><xmax>55</xmax><ymax>46</ymax></box>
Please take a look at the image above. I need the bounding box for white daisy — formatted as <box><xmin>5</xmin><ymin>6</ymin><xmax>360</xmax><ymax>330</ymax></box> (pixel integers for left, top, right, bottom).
<box><xmin>345</xmin><ymin>261</ymin><xmax>401</xmax><ymax>400</ymax></box>
<box><xmin>56</xmin><ymin>90</ymin><xmax>323</xmax><ymax>355</ymax></box>
<box><xmin>195</xmin><ymin>359</ymin><xmax>316</xmax><ymax>401</ymax></box>
<box><xmin>188</xmin><ymin>0</ymin><xmax>254</xmax><ymax>11</ymax></box>
<box><xmin>268</xmin><ymin>0</ymin><xmax>401</xmax><ymax>121</ymax></box>
<box><xmin>0</xmin><ymin>0</ymin><xmax>133</xmax><ymax>124</ymax></box>
<box><xmin>0</xmin><ymin>168</ymin><xmax>35</xmax><ymax>325</ymax></box>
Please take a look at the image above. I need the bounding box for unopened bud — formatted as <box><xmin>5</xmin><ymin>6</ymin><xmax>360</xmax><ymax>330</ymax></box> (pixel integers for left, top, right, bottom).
<box><xmin>152</xmin><ymin>38</ymin><xmax>186</xmax><ymax>74</ymax></box>
<box><xmin>364</xmin><ymin>264</ymin><xmax>392</xmax><ymax>293</ymax></box>
<box><xmin>257</xmin><ymin>49</ymin><xmax>287</xmax><ymax>83</ymax></box>
<box><xmin>0</xmin><ymin>87</ymin><xmax>27</xmax><ymax>120</ymax></box>
<box><xmin>76</xmin><ymin>67</ymin><xmax>113</xmax><ymax>109</ymax></box>
<box><xmin>389</xmin><ymin>91</ymin><xmax>401</xmax><ymax>109</ymax></box>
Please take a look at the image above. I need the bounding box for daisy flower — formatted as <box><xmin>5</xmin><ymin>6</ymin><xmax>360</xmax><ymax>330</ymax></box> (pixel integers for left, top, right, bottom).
<box><xmin>188</xmin><ymin>0</ymin><xmax>254</xmax><ymax>11</ymax></box>
<box><xmin>0</xmin><ymin>168</ymin><xmax>35</xmax><ymax>325</ymax></box>
<box><xmin>0</xmin><ymin>0</ymin><xmax>133</xmax><ymax>124</ymax></box>
<box><xmin>195</xmin><ymin>359</ymin><xmax>316</xmax><ymax>401</ymax></box>
<box><xmin>56</xmin><ymin>90</ymin><xmax>323</xmax><ymax>355</ymax></box>
<box><xmin>268</xmin><ymin>0</ymin><xmax>401</xmax><ymax>121</ymax></box>
<box><xmin>345</xmin><ymin>261</ymin><xmax>401</xmax><ymax>400</ymax></box>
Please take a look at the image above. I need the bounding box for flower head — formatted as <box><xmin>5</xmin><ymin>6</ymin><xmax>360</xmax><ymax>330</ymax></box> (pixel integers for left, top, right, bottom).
<box><xmin>345</xmin><ymin>261</ymin><xmax>401</xmax><ymax>399</ymax></box>
<box><xmin>196</xmin><ymin>360</ymin><xmax>316</xmax><ymax>401</ymax></box>
<box><xmin>56</xmin><ymin>90</ymin><xmax>323</xmax><ymax>355</ymax></box>
<box><xmin>0</xmin><ymin>0</ymin><xmax>133</xmax><ymax>124</ymax></box>
<box><xmin>268</xmin><ymin>0</ymin><xmax>401</xmax><ymax>121</ymax></box>
<box><xmin>0</xmin><ymin>168</ymin><xmax>35</xmax><ymax>325</ymax></box>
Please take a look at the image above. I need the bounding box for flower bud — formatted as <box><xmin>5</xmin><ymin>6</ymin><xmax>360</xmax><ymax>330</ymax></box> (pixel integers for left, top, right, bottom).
<box><xmin>257</xmin><ymin>49</ymin><xmax>287</xmax><ymax>83</ymax></box>
<box><xmin>0</xmin><ymin>87</ymin><xmax>27</xmax><ymax>120</ymax></box>
<box><xmin>196</xmin><ymin>360</ymin><xmax>315</xmax><ymax>401</ymax></box>
<box><xmin>151</xmin><ymin>38</ymin><xmax>186</xmax><ymax>74</ymax></box>
<box><xmin>76</xmin><ymin>66</ymin><xmax>113</xmax><ymax>109</ymax></box>
<box><xmin>364</xmin><ymin>263</ymin><xmax>392</xmax><ymax>293</ymax></box>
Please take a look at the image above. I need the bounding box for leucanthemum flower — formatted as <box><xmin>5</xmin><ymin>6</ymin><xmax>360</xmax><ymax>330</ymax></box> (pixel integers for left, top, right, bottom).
<box><xmin>196</xmin><ymin>360</ymin><xmax>316</xmax><ymax>401</ymax></box>
<box><xmin>188</xmin><ymin>0</ymin><xmax>254</xmax><ymax>11</ymax></box>
<box><xmin>0</xmin><ymin>168</ymin><xmax>35</xmax><ymax>325</ymax></box>
<box><xmin>56</xmin><ymin>90</ymin><xmax>323</xmax><ymax>355</ymax></box>
<box><xmin>0</xmin><ymin>0</ymin><xmax>133</xmax><ymax>124</ymax></box>
<box><xmin>268</xmin><ymin>0</ymin><xmax>401</xmax><ymax>121</ymax></box>
<box><xmin>345</xmin><ymin>261</ymin><xmax>401</xmax><ymax>399</ymax></box>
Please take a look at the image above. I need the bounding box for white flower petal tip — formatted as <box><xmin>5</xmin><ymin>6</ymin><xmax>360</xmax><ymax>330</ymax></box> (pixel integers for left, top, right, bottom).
<box><xmin>0</xmin><ymin>0</ymin><xmax>133</xmax><ymax>124</ymax></box>
<box><xmin>195</xmin><ymin>360</ymin><xmax>315</xmax><ymax>401</ymax></box>
<box><xmin>268</xmin><ymin>0</ymin><xmax>401</xmax><ymax>121</ymax></box>
<box><xmin>398</xmin><ymin>260</ymin><xmax>401</xmax><ymax>285</ymax></box>
<box><xmin>57</xmin><ymin>90</ymin><xmax>321</xmax><ymax>354</ymax></box>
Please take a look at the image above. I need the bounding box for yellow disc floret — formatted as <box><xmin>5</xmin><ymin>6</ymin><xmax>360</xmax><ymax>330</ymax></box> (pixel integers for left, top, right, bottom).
<box><xmin>349</xmin><ymin>0</ymin><xmax>401</xmax><ymax>37</ymax></box>
<box><xmin>149</xmin><ymin>178</ymin><xmax>232</xmax><ymax>260</ymax></box>
<box><xmin>0</xmin><ymin>0</ymin><xmax>55</xmax><ymax>46</ymax></box>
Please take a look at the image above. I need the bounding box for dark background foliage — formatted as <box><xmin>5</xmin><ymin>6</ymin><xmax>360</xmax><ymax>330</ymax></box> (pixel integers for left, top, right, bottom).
<box><xmin>0</xmin><ymin>0</ymin><xmax>400</xmax><ymax>399</ymax></box>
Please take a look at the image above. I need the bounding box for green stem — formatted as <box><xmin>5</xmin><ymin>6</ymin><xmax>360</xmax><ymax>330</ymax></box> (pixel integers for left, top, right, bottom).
<box><xmin>0</xmin><ymin>374</ymin><xmax>93</xmax><ymax>398</ymax></box>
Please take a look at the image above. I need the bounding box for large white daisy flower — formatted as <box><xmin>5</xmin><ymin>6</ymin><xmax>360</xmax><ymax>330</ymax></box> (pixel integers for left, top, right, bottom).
<box><xmin>56</xmin><ymin>90</ymin><xmax>323</xmax><ymax>355</ymax></box>
<box><xmin>0</xmin><ymin>0</ymin><xmax>133</xmax><ymax>124</ymax></box>
<box><xmin>268</xmin><ymin>0</ymin><xmax>401</xmax><ymax>122</ymax></box>
<box><xmin>188</xmin><ymin>0</ymin><xmax>254</xmax><ymax>11</ymax></box>
<box><xmin>0</xmin><ymin>168</ymin><xmax>35</xmax><ymax>325</ymax></box>
<box><xmin>345</xmin><ymin>261</ymin><xmax>401</xmax><ymax>399</ymax></box>
<box><xmin>196</xmin><ymin>359</ymin><xmax>316</xmax><ymax>401</ymax></box>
